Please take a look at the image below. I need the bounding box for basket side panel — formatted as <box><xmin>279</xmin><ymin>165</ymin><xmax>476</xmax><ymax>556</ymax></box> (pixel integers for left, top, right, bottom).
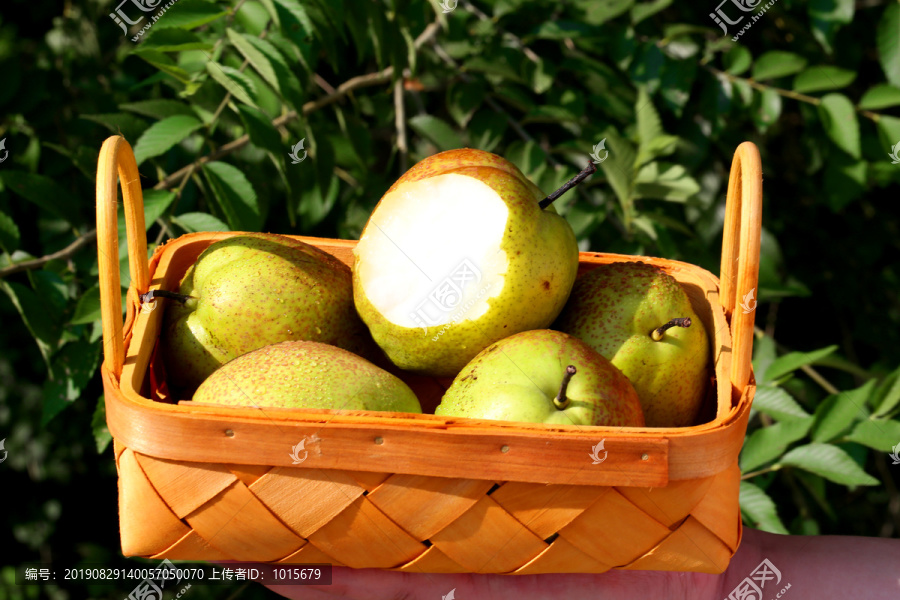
<box><xmin>184</xmin><ymin>480</ymin><xmax>305</xmax><ymax>561</ymax></box>
<box><xmin>559</xmin><ymin>489</ymin><xmax>671</xmax><ymax>566</ymax></box>
<box><xmin>489</xmin><ymin>482</ymin><xmax>607</xmax><ymax>539</ymax></box>
<box><xmin>249</xmin><ymin>467</ymin><xmax>365</xmax><ymax>538</ymax></box>
<box><xmin>367</xmin><ymin>474</ymin><xmax>495</xmax><ymax>540</ymax></box>
<box><xmin>118</xmin><ymin>448</ymin><xmax>190</xmax><ymax>557</ymax></box>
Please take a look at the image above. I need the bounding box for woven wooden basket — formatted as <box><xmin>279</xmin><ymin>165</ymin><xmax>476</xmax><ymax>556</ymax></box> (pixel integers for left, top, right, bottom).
<box><xmin>97</xmin><ymin>135</ymin><xmax>762</xmax><ymax>574</ymax></box>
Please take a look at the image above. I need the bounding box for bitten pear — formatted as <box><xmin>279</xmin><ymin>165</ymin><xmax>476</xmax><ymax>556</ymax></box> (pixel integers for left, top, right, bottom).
<box><xmin>353</xmin><ymin>149</ymin><xmax>585</xmax><ymax>377</ymax></box>
<box><xmin>554</xmin><ymin>261</ymin><xmax>710</xmax><ymax>427</ymax></box>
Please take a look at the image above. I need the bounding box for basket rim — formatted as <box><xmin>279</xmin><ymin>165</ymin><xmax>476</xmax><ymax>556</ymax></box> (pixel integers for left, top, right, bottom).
<box><xmin>103</xmin><ymin>232</ymin><xmax>755</xmax><ymax>486</ymax></box>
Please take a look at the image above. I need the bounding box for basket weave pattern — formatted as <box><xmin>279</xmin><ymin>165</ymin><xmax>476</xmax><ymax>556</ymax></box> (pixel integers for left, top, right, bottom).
<box><xmin>97</xmin><ymin>136</ymin><xmax>762</xmax><ymax>574</ymax></box>
<box><xmin>116</xmin><ymin>441</ymin><xmax>742</xmax><ymax>573</ymax></box>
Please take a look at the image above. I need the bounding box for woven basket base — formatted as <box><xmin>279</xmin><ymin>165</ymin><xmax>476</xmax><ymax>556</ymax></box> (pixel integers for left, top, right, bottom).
<box><xmin>116</xmin><ymin>440</ymin><xmax>740</xmax><ymax>574</ymax></box>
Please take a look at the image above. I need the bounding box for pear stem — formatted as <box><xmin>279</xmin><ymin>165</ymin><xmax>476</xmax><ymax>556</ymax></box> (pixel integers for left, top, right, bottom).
<box><xmin>538</xmin><ymin>161</ymin><xmax>597</xmax><ymax>209</ymax></box>
<box><xmin>553</xmin><ymin>365</ymin><xmax>577</xmax><ymax>410</ymax></box>
<box><xmin>651</xmin><ymin>318</ymin><xmax>692</xmax><ymax>341</ymax></box>
<box><xmin>139</xmin><ymin>290</ymin><xmax>192</xmax><ymax>305</ymax></box>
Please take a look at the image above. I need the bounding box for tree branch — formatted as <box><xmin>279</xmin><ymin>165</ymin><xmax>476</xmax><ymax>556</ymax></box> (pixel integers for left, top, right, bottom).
<box><xmin>153</xmin><ymin>21</ymin><xmax>442</xmax><ymax>191</ymax></box>
<box><xmin>0</xmin><ymin>230</ymin><xmax>97</xmax><ymax>279</ymax></box>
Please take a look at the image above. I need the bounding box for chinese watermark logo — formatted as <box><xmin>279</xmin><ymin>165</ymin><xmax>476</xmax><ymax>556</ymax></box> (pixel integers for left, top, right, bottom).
<box><xmin>442</xmin><ymin>588</ymin><xmax>456</xmax><ymax>600</ymax></box>
<box><xmin>0</xmin><ymin>438</ymin><xmax>7</xmax><ymax>464</ymax></box>
<box><xmin>589</xmin><ymin>440</ymin><xmax>608</xmax><ymax>464</ymax></box>
<box><xmin>0</xmin><ymin>139</ymin><xmax>8</xmax><ymax>164</ymax></box>
<box><xmin>888</xmin><ymin>141</ymin><xmax>900</xmax><ymax>165</ymax></box>
<box><xmin>125</xmin><ymin>558</ymin><xmax>189</xmax><ymax>600</ymax></box>
<box><xmin>590</xmin><ymin>139</ymin><xmax>609</xmax><ymax>164</ymax></box>
<box><xmin>439</xmin><ymin>0</ymin><xmax>458</xmax><ymax>13</ymax></box>
<box><xmin>710</xmin><ymin>0</ymin><xmax>779</xmax><ymax>41</ymax></box>
<box><xmin>289</xmin><ymin>434</ymin><xmax>321</xmax><ymax>464</ymax></box>
<box><xmin>408</xmin><ymin>259</ymin><xmax>492</xmax><ymax>340</ymax></box>
<box><xmin>140</xmin><ymin>300</ymin><xmax>158</xmax><ymax>315</ymax></box>
<box><xmin>110</xmin><ymin>0</ymin><xmax>182</xmax><ymax>43</ymax></box>
<box><xmin>890</xmin><ymin>443</ymin><xmax>900</xmax><ymax>465</ymax></box>
<box><xmin>289</xmin><ymin>139</ymin><xmax>307</xmax><ymax>164</ymax></box>
<box><xmin>724</xmin><ymin>558</ymin><xmax>790</xmax><ymax>600</ymax></box>
<box><xmin>740</xmin><ymin>288</ymin><xmax>757</xmax><ymax>314</ymax></box>
<box><xmin>289</xmin><ymin>439</ymin><xmax>308</xmax><ymax>464</ymax></box>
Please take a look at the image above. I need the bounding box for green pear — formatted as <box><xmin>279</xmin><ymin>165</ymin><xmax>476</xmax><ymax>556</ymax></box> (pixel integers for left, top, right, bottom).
<box><xmin>554</xmin><ymin>261</ymin><xmax>710</xmax><ymax>427</ymax></box>
<box><xmin>160</xmin><ymin>233</ymin><xmax>376</xmax><ymax>393</ymax></box>
<box><xmin>353</xmin><ymin>148</ymin><xmax>588</xmax><ymax>377</ymax></box>
<box><xmin>435</xmin><ymin>330</ymin><xmax>644</xmax><ymax>427</ymax></box>
<box><xmin>193</xmin><ymin>341</ymin><xmax>422</xmax><ymax>413</ymax></box>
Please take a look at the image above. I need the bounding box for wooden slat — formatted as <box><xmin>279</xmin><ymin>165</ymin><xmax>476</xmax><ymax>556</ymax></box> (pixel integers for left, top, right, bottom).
<box><xmin>622</xmin><ymin>516</ymin><xmax>734</xmax><ymax>574</ymax></box>
<box><xmin>514</xmin><ymin>536</ymin><xmax>613</xmax><ymax>575</ymax></box>
<box><xmin>250</xmin><ymin>467</ymin><xmax>364</xmax><ymax>538</ymax></box>
<box><xmin>118</xmin><ymin>449</ymin><xmax>190</xmax><ymax>557</ymax></box>
<box><xmin>184</xmin><ymin>480</ymin><xmax>305</xmax><ymax>562</ymax></box>
<box><xmin>560</xmin><ymin>489</ymin><xmax>671</xmax><ymax>567</ymax></box>
<box><xmin>133</xmin><ymin>453</ymin><xmax>238</xmax><ymax>519</ymax></box>
<box><xmin>617</xmin><ymin>475</ymin><xmax>716</xmax><ymax>528</ymax></box>
<box><xmin>368</xmin><ymin>474</ymin><xmax>495</xmax><ymax>541</ymax></box>
<box><xmin>429</xmin><ymin>496</ymin><xmax>548</xmax><ymax>573</ymax></box>
<box><xmin>391</xmin><ymin>546</ymin><xmax>470</xmax><ymax>574</ymax></box>
<box><xmin>306</xmin><ymin>497</ymin><xmax>424</xmax><ymax>569</ymax></box>
<box><xmin>149</xmin><ymin>530</ymin><xmax>230</xmax><ymax>561</ymax></box>
<box><xmin>490</xmin><ymin>482</ymin><xmax>604</xmax><ymax>540</ymax></box>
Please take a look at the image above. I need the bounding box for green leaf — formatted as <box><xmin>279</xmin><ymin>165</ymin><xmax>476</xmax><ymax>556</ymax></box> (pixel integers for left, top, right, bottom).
<box><xmin>134</xmin><ymin>28</ymin><xmax>212</xmax><ymax>52</ymax></box>
<box><xmin>872</xmin><ymin>365</ymin><xmax>900</xmax><ymax>417</ymax></box>
<box><xmin>0</xmin><ymin>171</ymin><xmax>82</xmax><ymax>225</ymax></box>
<box><xmin>859</xmin><ymin>84</ymin><xmax>900</xmax><ymax>110</ymax></box>
<box><xmin>598</xmin><ymin>128</ymin><xmax>637</xmax><ymax>210</ymax></box>
<box><xmin>120</xmin><ymin>100</ymin><xmax>197</xmax><ymax>120</ymax></box>
<box><xmin>724</xmin><ymin>45</ymin><xmax>752</xmax><ymax>76</ymax></box>
<box><xmin>741</xmin><ymin>417</ymin><xmax>813</xmax><ymax>472</ymax></box>
<box><xmin>151</xmin><ymin>0</ymin><xmax>228</xmax><ymax>30</ymax></box>
<box><xmin>793</xmin><ymin>66</ymin><xmax>856</xmax><ymax>93</ymax></box>
<box><xmin>408</xmin><ymin>115</ymin><xmax>463</xmax><ymax>152</ymax></box>
<box><xmin>467</xmin><ymin>110</ymin><xmax>507</xmax><ymax>153</ymax></box>
<box><xmin>226</xmin><ymin>29</ymin><xmax>304</xmax><ymax>111</ymax></box>
<box><xmin>206</xmin><ymin>63</ymin><xmax>258</xmax><ymax>107</ymax></box>
<box><xmin>631</xmin><ymin>0</ymin><xmax>672</xmax><ymax>25</ymax></box>
<box><xmin>237</xmin><ymin>105</ymin><xmax>282</xmax><ymax>156</ymax></box>
<box><xmin>132</xmin><ymin>115</ymin><xmax>202</xmax><ymax>165</ymax></box>
<box><xmin>810</xmin><ymin>0</ymin><xmax>854</xmax><ymax>23</ymax></box>
<box><xmin>764</xmin><ymin>345</ymin><xmax>839</xmax><ymax>383</ymax></box>
<box><xmin>42</xmin><ymin>339</ymin><xmax>101</xmax><ymax>425</ymax></box>
<box><xmin>752</xmin><ymin>51</ymin><xmax>808</xmax><ymax>80</ymax></box>
<box><xmin>137</xmin><ymin>50</ymin><xmax>193</xmax><ymax>84</ymax></box>
<box><xmin>172</xmin><ymin>212</ymin><xmax>231</xmax><ymax>233</ymax></box>
<box><xmin>753</xmin><ymin>88</ymin><xmax>782</xmax><ymax>133</ymax></box>
<box><xmin>810</xmin><ymin>380</ymin><xmax>875</xmax><ymax>443</ymax></box>
<box><xmin>780</xmin><ymin>443</ymin><xmax>879</xmax><ymax>486</ymax></box>
<box><xmin>447</xmin><ymin>80</ymin><xmax>485</xmax><ymax>128</ymax></box>
<box><xmin>845</xmin><ymin>418</ymin><xmax>900</xmax><ymax>452</ymax></box>
<box><xmin>635</xmin><ymin>88</ymin><xmax>663</xmax><ymax>152</ymax></box>
<box><xmin>92</xmin><ymin>396</ymin><xmax>112</xmax><ymax>454</ymax></box>
<box><xmin>0</xmin><ymin>209</ymin><xmax>20</xmax><ymax>254</ymax></box>
<box><xmin>876</xmin><ymin>115</ymin><xmax>900</xmax><ymax>152</ymax></box>
<box><xmin>529</xmin><ymin>21</ymin><xmax>598</xmax><ymax>40</ymax></box>
<box><xmin>116</xmin><ymin>189</ymin><xmax>177</xmax><ymax>235</ymax></box>
<box><xmin>1</xmin><ymin>279</ymin><xmax>63</xmax><ymax>366</ymax></box>
<box><xmin>634</xmin><ymin>162</ymin><xmax>700</xmax><ymax>202</ymax></box>
<box><xmin>877</xmin><ymin>2</ymin><xmax>900</xmax><ymax>87</ymax></box>
<box><xmin>740</xmin><ymin>481</ymin><xmax>789</xmax><ymax>534</ymax></box>
<box><xmin>753</xmin><ymin>386</ymin><xmax>812</xmax><ymax>421</ymax></box>
<box><xmin>752</xmin><ymin>335</ymin><xmax>777</xmax><ymax>384</ymax></box>
<box><xmin>201</xmin><ymin>162</ymin><xmax>262</xmax><ymax>231</ymax></box>
<box><xmin>80</xmin><ymin>113</ymin><xmax>149</xmax><ymax>142</ymax></box>
<box><xmin>71</xmin><ymin>285</ymin><xmax>102</xmax><ymax>325</ymax></box>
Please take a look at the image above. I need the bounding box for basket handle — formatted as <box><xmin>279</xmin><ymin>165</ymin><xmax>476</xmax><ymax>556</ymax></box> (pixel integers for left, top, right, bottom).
<box><xmin>97</xmin><ymin>135</ymin><xmax>149</xmax><ymax>378</ymax></box>
<box><xmin>719</xmin><ymin>141</ymin><xmax>763</xmax><ymax>399</ymax></box>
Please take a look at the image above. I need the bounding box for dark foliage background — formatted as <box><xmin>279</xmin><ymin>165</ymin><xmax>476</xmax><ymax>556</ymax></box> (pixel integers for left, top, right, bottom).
<box><xmin>1</xmin><ymin>0</ymin><xmax>899</xmax><ymax>598</ymax></box>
